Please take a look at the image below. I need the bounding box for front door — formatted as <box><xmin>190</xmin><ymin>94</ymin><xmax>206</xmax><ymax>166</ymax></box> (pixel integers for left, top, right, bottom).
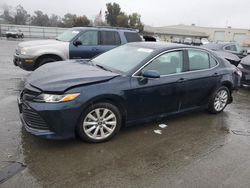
<box><xmin>69</xmin><ymin>30</ymin><xmax>100</xmax><ymax>59</ymax></box>
<box><xmin>127</xmin><ymin>50</ymin><xmax>185</xmax><ymax>120</ymax></box>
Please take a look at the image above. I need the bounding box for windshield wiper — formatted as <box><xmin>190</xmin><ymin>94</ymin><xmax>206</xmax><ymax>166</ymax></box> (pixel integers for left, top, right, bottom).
<box><xmin>95</xmin><ymin>64</ymin><xmax>113</xmax><ymax>72</ymax></box>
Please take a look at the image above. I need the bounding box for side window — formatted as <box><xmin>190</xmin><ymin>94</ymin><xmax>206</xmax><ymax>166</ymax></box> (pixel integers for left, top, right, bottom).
<box><xmin>100</xmin><ymin>31</ymin><xmax>121</xmax><ymax>45</ymax></box>
<box><xmin>142</xmin><ymin>51</ymin><xmax>183</xmax><ymax>75</ymax></box>
<box><xmin>188</xmin><ymin>50</ymin><xmax>210</xmax><ymax>71</ymax></box>
<box><xmin>77</xmin><ymin>31</ymin><xmax>98</xmax><ymax>45</ymax></box>
<box><xmin>210</xmin><ymin>56</ymin><xmax>217</xmax><ymax>68</ymax></box>
<box><xmin>225</xmin><ymin>45</ymin><xmax>237</xmax><ymax>52</ymax></box>
<box><xmin>124</xmin><ymin>32</ymin><xmax>142</xmax><ymax>42</ymax></box>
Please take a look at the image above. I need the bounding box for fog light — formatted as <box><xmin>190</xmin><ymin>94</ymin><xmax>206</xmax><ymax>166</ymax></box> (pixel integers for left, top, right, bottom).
<box><xmin>25</xmin><ymin>59</ymin><xmax>33</xmax><ymax>63</ymax></box>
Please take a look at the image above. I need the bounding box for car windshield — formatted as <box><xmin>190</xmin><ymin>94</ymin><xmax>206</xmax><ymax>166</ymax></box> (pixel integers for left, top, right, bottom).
<box><xmin>92</xmin><ymin>44</ymin><xmax>154</xmax><ymax>73</ymax></box>
<box><xmin>56</xmin><ymin>30</ymin><xmax>80</xmax><ymax>42</ymax></box>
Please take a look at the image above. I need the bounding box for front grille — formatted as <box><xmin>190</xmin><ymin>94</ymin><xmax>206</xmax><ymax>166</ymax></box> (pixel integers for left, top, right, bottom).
<box><xmin>22</xmin><ymin>104</ymin><xmax>49</xmax><ymax>130</ymax></box>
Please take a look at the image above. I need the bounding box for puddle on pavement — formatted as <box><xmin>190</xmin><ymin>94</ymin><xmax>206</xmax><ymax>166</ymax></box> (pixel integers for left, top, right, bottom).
<box><xmin>0</xmin><ymin>161</ymin><xmax>26</xmax><ymax>184</ymax></box>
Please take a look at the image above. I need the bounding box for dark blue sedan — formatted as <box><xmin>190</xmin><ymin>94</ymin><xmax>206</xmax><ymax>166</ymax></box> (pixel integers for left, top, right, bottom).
<box><xmin>18</xmin><ymin>42</ymin><xmax>241</xmax><ymax>142</ymax></box>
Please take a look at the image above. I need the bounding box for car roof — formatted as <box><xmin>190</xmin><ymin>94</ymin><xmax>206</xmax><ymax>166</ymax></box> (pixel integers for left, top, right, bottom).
<box><xmin>127</xmin><ymin>42</ymin><xmax>208</xmax><ymax>51</ymax></box>
<box><xmin>71</xmin><ymin>26</ymin><xmax>137</xmax><ymax>32</ymax></box>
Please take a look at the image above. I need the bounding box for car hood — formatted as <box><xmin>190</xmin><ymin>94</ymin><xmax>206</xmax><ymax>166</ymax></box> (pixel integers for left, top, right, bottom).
<box><xmin>18</xmin><ymin>39</ymin><xmax>67</xmax><ymax>48</ymax></box>
<box><xmin>26</xmin><ymin>60</ymin><xmax>119</xmax><ymax>93</ymax></box>
<box><xmin>240</xmin><ymin>55</ymin><xmax>250</xmax><ymax>66</ymax></box>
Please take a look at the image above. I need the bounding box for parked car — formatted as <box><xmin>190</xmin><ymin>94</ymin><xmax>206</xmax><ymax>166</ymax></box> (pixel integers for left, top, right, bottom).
<box><xmin>6</xmin><ymin>29</ymin><xmax>24</xmax><ymax>39</ymax></box>
<box><xmin>202</xmin><ymin>43</ymin><xmax>242</xmax><ymax>66</ymax></box>
<box><xmin>13</xmin><ymin>27</ymin><xmax>142</xmax><ymax>71</ymax></box>
<box><xmin>183</xmin><ymin>37</ymin><xmax>193</xmax><ymax>45</ymax></box>
<box><xmin>18</xmin><ymin>42</ymin><xmax>241</xmax><ymax>142</ymax></box>
<box><xmin>192</xmin><ymin>38</ymin><xmax>201</xmax><ymax>46</ymax></box>
<box><xmin>201</xmin><ymin>38</ymin><xmax>210</xmax><ymax>45</ymax></box>
<box><xmin>237</xmin><ymin>55</ymin><xmax>250</xmax><ymax>86</ymax></box>
<box><xmin>171</xmin><ymin>37</ymin><xmax>182</xmax><ymax>44</ymax></box>
<box><xmin>202</xmin><ymin>42</ymin><xmax>248</xmax><ymax>59</ymax></box>
<box><xmin>212</xmin><ymin>50</ymin><xmax>241</xmax><ymax>67</ymax></box>
<box><xmin>143</xmin><ymin>35</ymin><xmax>157</xmax><ymax>41</ymax></box>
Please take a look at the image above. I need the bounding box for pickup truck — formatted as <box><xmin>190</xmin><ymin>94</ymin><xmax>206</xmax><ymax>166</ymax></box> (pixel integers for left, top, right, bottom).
<box><xmin>14</xmin><ymin>27</ymin><xmax>142</xmax><ymax>71</ymax></box>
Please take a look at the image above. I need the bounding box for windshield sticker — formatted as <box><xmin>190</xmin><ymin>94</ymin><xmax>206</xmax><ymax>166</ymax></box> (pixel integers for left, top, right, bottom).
<box><xmin>72</xmin><ymin>31</ymin><xmax>80</xmax><ymax>34</ymax></box>
<box><xmin>137</xmin><ymin>48</ymin><xmax>153</xmax><ymax>53</ymax></box>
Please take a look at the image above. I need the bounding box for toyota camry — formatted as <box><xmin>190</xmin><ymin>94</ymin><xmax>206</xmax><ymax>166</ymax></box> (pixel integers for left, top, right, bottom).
<box><xmin>18</xmin><ymin>42</ymin><xmax>241</xmax><ymax>142</ymax></box>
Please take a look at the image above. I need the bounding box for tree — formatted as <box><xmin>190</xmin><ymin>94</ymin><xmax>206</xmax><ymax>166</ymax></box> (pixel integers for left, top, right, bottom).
<box><xmin>62</xmin><ymin>13</ymin><xmax>77</xmax><ymax>27</ymax></box>
<box><xmin>49</xmin><ymin>14</ymin><xmax>62</xmax><ymax>27</ymax></box>
<box><xmin>14</xmin><ymin>5</ymin><xmax>30</xmax><ymax>25</ymax></box>
<box><xmin>73</xmin><ymin>15</ymin><xmax>90</xmax><ymax>27</ymax></box>
<box><xmin>105</xmin><ymin>2</ymin><xmax>121</xmax><ymax>26</ymax></box>
<box><xmin>129</xmin><ymin>13</ymin><xmax>144</xmax><ymax>32</ymax></box>
<box><xmin>31</xmin><ymin>10</ymin><xmax>50</xmax><ymax>26</ymax></box>
<box><xmin>105</xmin><ymin>2</ymin><xmax>144</xmax><ymax>31</ymax></box>
<box><xmin>2</xmin><ymin>4</ymin><xmax>14</xmax><ymax>23</ymax></box>
<box><xmin>117</xmin><ymin>12</ymin><xmax>129</xmax><ymax>27</ymax></box>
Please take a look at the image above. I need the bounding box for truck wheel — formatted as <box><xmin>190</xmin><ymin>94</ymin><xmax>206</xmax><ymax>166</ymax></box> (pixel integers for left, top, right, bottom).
<box><xmin>36</xmin><ymin>57</ymin><xmax>59</xmax><ymax>68</ymax></box>
<box><xmin>77</xmin><ymin>102</ymin><xmax>122</xmax><ymax>143</ymax></box>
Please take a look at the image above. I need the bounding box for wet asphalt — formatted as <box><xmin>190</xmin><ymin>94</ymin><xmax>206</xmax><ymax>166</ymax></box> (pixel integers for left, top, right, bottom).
<box><xmin>0</xmin><ymin>38</ymin><xmax>250</xmax><ymax>188</ymax></box>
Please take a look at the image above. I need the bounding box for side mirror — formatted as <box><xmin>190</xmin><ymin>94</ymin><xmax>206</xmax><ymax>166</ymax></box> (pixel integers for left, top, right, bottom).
<box><xmin>73</xmin><ymin>40</ymin><xmax>82</xmax><ymax>46</ymax></box>
<box><xmin>142</xmin><ymin>70</ymin><xmax>160</xmax><ymax>79</ymax></box>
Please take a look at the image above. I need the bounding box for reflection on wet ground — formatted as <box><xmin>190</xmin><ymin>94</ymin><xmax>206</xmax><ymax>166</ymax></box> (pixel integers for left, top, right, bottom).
<box><xmin>0</xmin><ymin>39</ymin><xmax>250</xmax><ymax>187</ymax></box>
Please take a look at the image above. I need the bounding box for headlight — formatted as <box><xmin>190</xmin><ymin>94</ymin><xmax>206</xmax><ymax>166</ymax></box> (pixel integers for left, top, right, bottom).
<box><xmin>34</xmin><ymin>93</ymin><xmax>80</xmax><ymax>103</ymax></box>
<box><xmin>20</xmin><ymin>48</ymin><xmax>27</xmax><ymax>55</ymax></box>
<box><xmin>237</xmin><ymin>63</ymin><xmax>243</xmax><ymax>69</ymax></box>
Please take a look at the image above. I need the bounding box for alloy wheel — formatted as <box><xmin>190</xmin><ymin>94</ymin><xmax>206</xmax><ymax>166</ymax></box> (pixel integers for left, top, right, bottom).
<box><xmin>214</xmin><ymin>89</ymin><xmax>228</xmax><ymax>112</ymax></box>
<box><xmin>83</xmin><ymin>108</ymin><xmax>117</xmax><ymax>140</ymax></box>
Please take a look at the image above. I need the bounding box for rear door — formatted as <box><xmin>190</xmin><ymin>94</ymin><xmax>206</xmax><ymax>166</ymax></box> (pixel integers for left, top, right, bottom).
<box><xmin>98</xmin><ymin>30</ymin><xmax>121</xmax><ymax>54</ymax></box>
<box><xmin>180</xmin><ymin>49</ymin><xmax>220</xmax><ymax>110</ymax></box>
<box><xmin>69</xmin><ymin>30</ymin><xmax>100</xmax><ymax>59</ymax></box>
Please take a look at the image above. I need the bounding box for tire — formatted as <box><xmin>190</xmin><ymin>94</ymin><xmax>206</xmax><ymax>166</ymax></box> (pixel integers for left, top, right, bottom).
<box><xmin>77</xmin><ymin>102</ymin><xmax>122</xmax><ymax>143</ymax></box>
<box><xmin>36</xmin><ymin>57</ymin><xmax>59</xmax><ymax>68</ymax></box>
<box><xmin>208</xmin><ymin>86</ymin><xmax>230</xmax><ymax>114</ymax></box>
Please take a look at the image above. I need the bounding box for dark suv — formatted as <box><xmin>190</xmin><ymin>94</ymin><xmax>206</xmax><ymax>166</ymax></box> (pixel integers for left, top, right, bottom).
<box><xmin>14</xmin><ymin>27</ymin><xmax>142</xmax><ymax>71</ymax></box>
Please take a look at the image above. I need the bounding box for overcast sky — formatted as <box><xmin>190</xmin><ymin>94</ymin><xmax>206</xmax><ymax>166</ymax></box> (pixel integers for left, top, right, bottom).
<box><xmin>1</xmin><ymin>0</ymin><xmax>250</xmax><ymax>29</ymax></box>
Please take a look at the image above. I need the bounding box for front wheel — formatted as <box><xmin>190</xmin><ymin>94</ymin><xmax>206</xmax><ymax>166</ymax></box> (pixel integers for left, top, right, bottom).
<box><xmin>36</xmin><ymin>57</ymin><xmax>59</xmax><ymax>68</ymax></box>
<box><xmin>77</xmin><ymin>103</ymin><xmax>122</xmax><ymax>143</ymax></box>
<box><xmin>208</xmin><ymin>86</ymin><xmax>230</xmax><ymax>114</ymax></box>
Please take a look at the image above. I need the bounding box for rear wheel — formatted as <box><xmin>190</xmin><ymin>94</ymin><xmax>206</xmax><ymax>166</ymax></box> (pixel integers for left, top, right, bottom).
<box><xmin>77</xmin><ymin>102</ymin><xmax>122</xmax><ymax>143</ymax></box>
<box><xmin>208</xmin><ymin>86</ymin><xmax>230</xmax><ymax>114</ymax></box>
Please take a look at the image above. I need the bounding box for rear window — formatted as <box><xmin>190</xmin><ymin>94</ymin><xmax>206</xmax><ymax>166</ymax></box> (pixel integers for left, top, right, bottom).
<box><xmin>100</xmin><ymin>31</ymin><xmax>121</xmax><ymax>45</ymax></box>
<box><xmin>124</xmin><ymin>32</ymin><xmax>142</xmax><ymax>42</ymax></box>
<box><xmin>210</xmin><ymin>57</ymin><xmax>218</xmax><ymax>68</ymax></box>
<box><xmin>188</xmin><ymin>50</ymin><xmax>210</xmax><ymax>71</ymax></box>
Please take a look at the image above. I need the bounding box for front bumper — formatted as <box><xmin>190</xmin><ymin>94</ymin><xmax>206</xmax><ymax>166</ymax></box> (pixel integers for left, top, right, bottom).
<box><xmin>17</xmin><ymin>97</ymin><xmax>83</xmax><ymax>140</ymax></box>
<box><xmin>14</xmin><ymin>54</ymin><xmax>36</xmax><ymax>71</ymax></box>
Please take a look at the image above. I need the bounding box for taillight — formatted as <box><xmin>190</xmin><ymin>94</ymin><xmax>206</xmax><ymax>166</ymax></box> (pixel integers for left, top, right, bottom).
<box><xmin>235</xmin><ymin>67</ymin><xmax>242</xmax><ymax>78</ymax></box>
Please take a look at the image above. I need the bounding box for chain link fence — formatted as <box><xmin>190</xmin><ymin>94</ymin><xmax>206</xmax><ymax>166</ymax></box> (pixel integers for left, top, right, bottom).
<box><xmin>0</xmin><ymin>24</ymin><xmax>68</xmax><ymax>39</ymax></box>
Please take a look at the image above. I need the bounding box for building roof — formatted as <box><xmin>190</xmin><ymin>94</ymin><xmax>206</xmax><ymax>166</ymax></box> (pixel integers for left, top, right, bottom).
<box><xmin>144</xmin><ymin>25</ymin><xmax>208</xmax><ymax>37</ymax></box>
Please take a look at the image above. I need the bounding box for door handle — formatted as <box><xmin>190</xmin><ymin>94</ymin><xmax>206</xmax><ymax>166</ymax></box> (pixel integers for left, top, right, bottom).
<box><xmin>177</xmin><ymin>78</ymin><xmax>185</xmax><ymax>82</ymax></box>
<box><xmin>92</xmin><ymin>48</ymin><xmax>99</xmax><ymax>51</ymax></box>
<box><xmin>213</xmin><ymin>72</ymin><xmax>218</xmax><ymax>76</ymax></box>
